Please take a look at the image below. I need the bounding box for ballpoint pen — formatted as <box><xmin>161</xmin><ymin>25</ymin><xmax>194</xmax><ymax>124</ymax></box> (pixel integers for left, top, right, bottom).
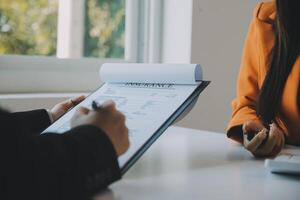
<box><xmin>92</xmin><ymin>101</ymin><xmax>102</xmax><ymax>110</ymax></box>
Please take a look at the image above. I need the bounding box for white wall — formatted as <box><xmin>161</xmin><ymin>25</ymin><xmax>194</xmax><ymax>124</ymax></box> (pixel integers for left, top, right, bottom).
<box><xmin>163</xmin><ymin>0</ymin><xmax>261</xmax><ymax>132</ymax></box>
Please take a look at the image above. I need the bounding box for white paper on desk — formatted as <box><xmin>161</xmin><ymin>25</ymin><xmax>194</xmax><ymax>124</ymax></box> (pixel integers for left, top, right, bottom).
<box><xmin>43</xmin><ymin>63</ymin><xmax>203</xmax><ymax>169</ymax></box>
<box><xmin>280</xmin><ymin>145</ymin><xmax>300</xmax><ymax>156</ymax></box>
<box><xmin>100</xmin><ymin>63</ymin><xmax>202</xmax><ymax>84</ymax></box>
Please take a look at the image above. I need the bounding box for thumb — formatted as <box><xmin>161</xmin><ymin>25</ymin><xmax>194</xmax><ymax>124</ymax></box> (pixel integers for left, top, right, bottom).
<box><xmin>55</xmin><ymin>95</ymin><xmax>86</xmax><ymax>111</ymax></box>
<box><xmin>71</xmin><ymin>95</ymin><xmax>86</xmax><ymax>105</ymax></box>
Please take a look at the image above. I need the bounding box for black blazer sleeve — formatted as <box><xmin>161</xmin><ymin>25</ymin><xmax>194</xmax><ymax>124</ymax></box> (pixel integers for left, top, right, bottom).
<box><xmin>9</xmin><ymin>109</ymin><xmax>51</xmax><ymax>136</ymax></box>
<box><xmin>0</xmin><ymin>109</ymin><xmax>121</xmax><ymax>200</ymax></box>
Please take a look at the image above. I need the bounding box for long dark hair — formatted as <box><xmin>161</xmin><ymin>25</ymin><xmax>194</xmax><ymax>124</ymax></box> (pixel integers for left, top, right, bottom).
<box><xmin>257</xmin><ymin>0</ymin><xmax>300</xmax><ymax>129</ymax></box>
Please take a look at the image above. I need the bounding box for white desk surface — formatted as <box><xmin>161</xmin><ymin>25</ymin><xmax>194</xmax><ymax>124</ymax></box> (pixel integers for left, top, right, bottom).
<box><xmin>95</xmin><ymin>126</ymin><xmax>300</xmax><ymax>200</ymax></box>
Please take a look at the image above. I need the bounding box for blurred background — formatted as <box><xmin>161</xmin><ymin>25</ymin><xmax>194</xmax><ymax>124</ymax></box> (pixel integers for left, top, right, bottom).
<box><xmin>0</xmin><ymin>0</ymin><xmax>125</xmax><ymax>58</ymax></box>
<box><xmin>0</xmin><ymin>0</ymin><xmax>262</xmax><ymax>133</ymax></box>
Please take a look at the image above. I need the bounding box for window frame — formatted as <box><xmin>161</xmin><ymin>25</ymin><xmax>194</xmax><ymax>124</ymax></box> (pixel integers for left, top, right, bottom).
<box><xmin>0</xmin><ymin>55</ymin><xmax>126</xmax><ymax>93</ymax></box>
<box><xmin>0</xmin><ymin>0</ymin><xmax>163</xmax><ymax>93</ymax></box>
<box><xmin>57</xmin><ymin>0</ymin><xmax>85</xmax><ymax>58</ymax></box>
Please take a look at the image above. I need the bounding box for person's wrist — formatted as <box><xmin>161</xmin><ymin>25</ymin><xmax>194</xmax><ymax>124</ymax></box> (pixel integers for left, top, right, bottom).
<box><xmin>82</xmin><ymin>125</ymin><xmax>120</xmax><ymax>156</ymax></box>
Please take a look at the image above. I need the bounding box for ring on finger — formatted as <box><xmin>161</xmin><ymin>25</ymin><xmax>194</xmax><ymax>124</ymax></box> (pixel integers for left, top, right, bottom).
<box><xmin>70</xmin><ymin>99</ymin><xmax>76</xmax><ymax>106</ymax></box>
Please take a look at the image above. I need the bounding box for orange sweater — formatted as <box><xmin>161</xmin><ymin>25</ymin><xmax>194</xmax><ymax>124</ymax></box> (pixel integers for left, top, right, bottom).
<box><xmin>227</xmin><ymin>2</ymin><xmax>300</xmax><ymax>146</ymax></box>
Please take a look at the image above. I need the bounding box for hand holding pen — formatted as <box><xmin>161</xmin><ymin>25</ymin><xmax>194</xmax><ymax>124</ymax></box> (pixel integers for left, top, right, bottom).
<box><xmin>71</xmin><ymin>100</ymin><xmax>129</xmax><ymax>156</ymax></box>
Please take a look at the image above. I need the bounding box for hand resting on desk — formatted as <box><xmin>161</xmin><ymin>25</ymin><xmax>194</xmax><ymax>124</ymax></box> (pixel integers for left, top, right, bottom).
<box><xmin>243</xmin><ymin>121</ymin><xmax>285</xmax><ymax>157</ymax></box>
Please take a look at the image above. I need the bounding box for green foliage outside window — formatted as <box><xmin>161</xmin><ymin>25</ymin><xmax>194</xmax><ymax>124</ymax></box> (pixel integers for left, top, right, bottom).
<box><xmin>0</xmin><ymin>0</ymin><xmax>125</xmax><ymax>58</ymax></box>
<box><xmin>0</xmin><ymin>0</ymin><xmax>58</xmax><ymax>56</ymax></box>
<box><xmin>84</xmin><ymin>0</ymin><xmax>125</xmax><ymax>58</ymax></box>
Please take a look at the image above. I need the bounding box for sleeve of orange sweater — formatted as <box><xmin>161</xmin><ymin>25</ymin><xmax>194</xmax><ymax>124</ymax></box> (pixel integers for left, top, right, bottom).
<box><xmin>227</xmin><ymin>5</ymin><xmax>262</xmax><ymax>143</ymax></box>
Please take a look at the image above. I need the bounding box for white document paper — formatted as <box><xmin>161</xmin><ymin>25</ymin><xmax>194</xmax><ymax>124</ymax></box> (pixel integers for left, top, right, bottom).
<box><xmin>43</xmin><ymin>63</ymin><xmax>203</xmax><ymax>169</ymax></box>
<box><xmin>100</xmin><ymin>63</ymin><xmax>202</xmax><ymax>84</ymax></box>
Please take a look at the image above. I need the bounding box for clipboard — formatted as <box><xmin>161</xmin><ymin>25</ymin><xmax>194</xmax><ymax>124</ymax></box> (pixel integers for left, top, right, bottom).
<box><xmin>42</xmin><ymin>63</ymin><xmax>209</xmax><ymax>175</ymax></box>
<box><xmin>120</xmin><ymin>81</ymin><xmax>210</xmax><ymax>174</ymax></box>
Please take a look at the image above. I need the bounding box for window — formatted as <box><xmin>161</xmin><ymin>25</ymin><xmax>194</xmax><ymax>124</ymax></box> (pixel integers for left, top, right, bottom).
<box><xmin>0</xmin><ymin>0</ymin><xmax>162</xmax><ymax>93</ymax></box>
<box><xmin>0</xmin><ymin>0</ymin><xmax>125</xmax><ymax>58</ymax></box>
<box><xmin>0</xmin><ymin>0</ymin><xmax>58</xmax><ymax>56</ymax></box>
<box><xmin>84</xmin><ymin>0</ymin><xmax>125</xmax><ymax>58</ymax></box>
